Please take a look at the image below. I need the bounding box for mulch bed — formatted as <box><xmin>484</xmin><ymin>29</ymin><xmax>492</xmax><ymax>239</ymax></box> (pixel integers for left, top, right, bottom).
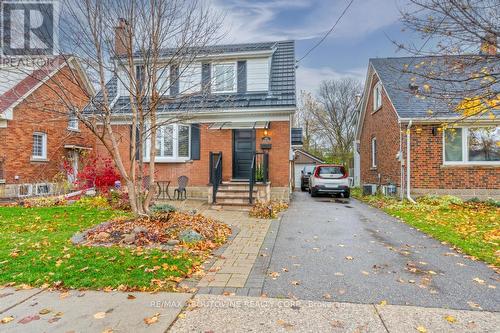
<box><xmin>79</xmin><ymin>211</ymin><xmax>232</xmax><ymax>252</ymax></box>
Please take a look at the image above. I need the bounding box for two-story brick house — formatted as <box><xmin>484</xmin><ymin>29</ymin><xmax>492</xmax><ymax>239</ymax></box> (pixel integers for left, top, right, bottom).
<box><xmin>355</xmin><ymin>56</ymin><xmax>499</xmax><ymax>200</ymax></box>
<box><xmin>91</xmin><ymin>39</ymin><xmax>297</xmax><ymax>206</ymax></box>
<box><xmin>0</xmin><ymin>56</ymin><xmax>94</xmax><ymax>198</ymax></box>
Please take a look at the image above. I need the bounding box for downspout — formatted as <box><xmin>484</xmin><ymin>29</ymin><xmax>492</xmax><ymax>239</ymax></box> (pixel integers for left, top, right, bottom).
<box><xmin>406</xmin><ymin>120</ymin><xmax>416</xmax><ymax>203</ymax></box>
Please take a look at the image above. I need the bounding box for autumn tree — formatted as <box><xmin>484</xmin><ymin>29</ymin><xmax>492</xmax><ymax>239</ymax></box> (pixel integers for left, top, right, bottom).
<box><xmin>308</xmin><ymin>78</ymin><xmax>362</xmax><ymax>163</ymax></box>
<box><xmin>395</xmin><ymin>0</ymin><xmax>499</xmax><ymax>118</ymax></box>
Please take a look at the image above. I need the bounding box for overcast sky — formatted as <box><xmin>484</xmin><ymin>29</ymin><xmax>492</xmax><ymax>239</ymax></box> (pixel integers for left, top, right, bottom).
<box><xmin>212</xmin><ymin>0</ymin><xmax>420</xmax><ymax>94</ymax></box>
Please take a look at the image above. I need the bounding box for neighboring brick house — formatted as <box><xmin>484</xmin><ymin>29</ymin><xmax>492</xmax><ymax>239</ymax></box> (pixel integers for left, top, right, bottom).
<box><xmin>0</xmin><ymin>56</ymin><xmax>94</xmax><ymax>198</ymax></box>
<box><xmin>355</xmin><ymin>56</ymin><xmax>499</xmax><ymax>200</ymax></box>
<box><xmin>89</xmin><ymin>38</ymin><xmax>296</xmax><ymax>206</ymax></box>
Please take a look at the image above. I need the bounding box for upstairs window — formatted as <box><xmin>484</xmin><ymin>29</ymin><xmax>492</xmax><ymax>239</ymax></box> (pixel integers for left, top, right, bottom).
<box><xmin>32</xmin><ymin>132</ymin><xmax>47</xmax><ymax>160</ymax></box>
<box><xmin>444</xmin><ymin>126</ymin><xmax>500</xmax><ymax>164</ymax></box>
<box><xmin>68</xmin><ymin>113</ymin><xmax>79</xmax><ymax>131</ymax></box>
<box><xmin>156</xmin><ymin>67</ymin><xmax>169</xmax><ymax>95</ymax></box>
<box><xmin>371</xmin><ymin>137</ymin><xmax>377</xmax><ymax>168</ymax></box>
<box><xmin>212</xmin><ymin>62</ymin><xmax>236</xmax><ymax>93</ymax></box>
<box><xmin>373</xmin><ymin>82</ymin><xmax>382</xmax><ymax>111</ymax></box>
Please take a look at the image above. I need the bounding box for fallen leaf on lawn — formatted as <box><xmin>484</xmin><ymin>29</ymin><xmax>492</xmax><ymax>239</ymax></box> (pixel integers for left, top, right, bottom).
<box><xmin>416</xmin><ymin>326</ymin><xmax>427</xmax><ymax>333</ymax></box>
<box><xmin>487</xmin><ymin>285</ymin><xmax>496</xmax><ymax>289</ymax></box>
<box><xmin>334</xmin><ymin>272</ymin><xmax>344</xmax><ymax>276</ymax></box>
<box><xmin>144</xmin><ymin>313</ymin><xmax>160</xmax><ymax>325</ymax></box>
<box><xmin>379</xmin><ymin>300</ymin><xmax>387</xmax><ymax>306</ymax></box>
<box><xmin>361</xmin><ymin>271</ymin><xmax>370</xmax><ymax>276</ymax></box>
<box><xmin>18</xmin><ymin>315</ymin><xmax>40</xmax><ymax>324</ymax></box>
<box><xmin>282</xmin><ymin>268</ymin><xmax>289</xmax><ymax>272</ymax></box>
<box><xmin>38</xmin><ymin>308</ymin><xmax>51</xmax><ymax>315</ymax></box>
<box><xmin>1</xmin><ymin>316</ymin><xmax>14</xmax><ymax>324</ymax></box>
<box><xmin>93</xmin><ymin>312</ymin><xmax>106</xmax><ymax>319</ymax></box>
<box><xmin>59</xmin><ymin>292</ymin><xmax>69</xmax><ymax>299</ymax></box>
<box><xmin>467</xmin><ymin>301</ymin><xmax>482</xmax><ymax>310</ymax></box>
<box><xmin>127</xmin><ymin>294</ymin><xmax>136</xmax><ymax>300</ymax></box>
<box><xmin>80</xmin><ymin>266</ymin><xmax>89</xmax><ymax>272</ymax></box>
<box><xmin>408</xmin><ymin>279</ymin><xmax>416</xmax><ymax>284</ymax></box>
<box><xmin>178</xmin><ymin>313</ymin><xmax>186</xmax><ymax>319</ymax></box>
<box><xmin>291</xmin><ymin>280</ymin><xmax>300</xmax><ymax>286</ymax></box>
<box><xmin>428</xmin><ymin>270</ymin><xmax>437</xmax><ymax>275</ymax></box>
<box><xmin>345</xmin><ymin>256</ymin><xmax>354</xmax><ymax>260</ymax></box>
<box><xmin>277</xmin><ymin>319</ymin><xmax>294</xmax><ymax>330</ymax></box>
<box><xmin>472</xmin><ymin>277</ymin><xmax>485</xmax><ymax>285</ymax></box>
<box><xmin>444</xmin><ymin>315</ymin><xmax>456</xmax><ymax>323</ymax></box>
<box><xmin>323</xmin><ymin>293</ymin><xmax>332</xmax><ymax>299</ymax></box>
<box><xmin>269</xmin><ymin>272</ymin><xmax>280</xmax><ymax>279</ymax></box>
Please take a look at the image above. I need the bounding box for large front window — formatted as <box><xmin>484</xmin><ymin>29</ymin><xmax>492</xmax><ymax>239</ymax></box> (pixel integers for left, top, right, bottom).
<box><xmin>145</xmin><ymin>124</ymin><xmax>190</xmax><ymax>162</ymax></box>
<box><xmin>444</xmin><ymin>126</ymin><xmax>500</xmax><ymax>164</ymax></box>
<box><xmin>213</xmin><ymin>62</ymin><xmax>236</xmax><ymax>93</ymax></box>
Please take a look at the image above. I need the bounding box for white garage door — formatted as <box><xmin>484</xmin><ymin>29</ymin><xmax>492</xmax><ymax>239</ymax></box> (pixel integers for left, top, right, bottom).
<box><xmin>294</xmin><ymin>163</ymin><xmax>315</xmax><ymax>189</ymax></box>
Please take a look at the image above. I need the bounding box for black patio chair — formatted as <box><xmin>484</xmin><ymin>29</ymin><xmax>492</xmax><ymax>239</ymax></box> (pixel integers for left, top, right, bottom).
<box><xmin>174</xmin><ymin>176</ymin><xmax>188</xmax><ymax>200</ymax></box>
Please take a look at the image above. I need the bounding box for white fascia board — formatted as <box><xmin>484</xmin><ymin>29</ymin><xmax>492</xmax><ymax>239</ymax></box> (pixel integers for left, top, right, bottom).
<box><xmin>399</xmin><ymin>117</ymin><xmax>500</xmax><ymax>125</ymax></box>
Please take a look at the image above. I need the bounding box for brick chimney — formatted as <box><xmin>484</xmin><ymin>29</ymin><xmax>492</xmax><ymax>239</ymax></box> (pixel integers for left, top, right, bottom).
<box><xmin>114</xmin><ymin>18</ymin><xmax>129</xmax><ymax>56</ymax></box>
<box><xmin>480</xmin><ymin>32</ymin><xmax>497</xmax><ymax>55</ymax></box>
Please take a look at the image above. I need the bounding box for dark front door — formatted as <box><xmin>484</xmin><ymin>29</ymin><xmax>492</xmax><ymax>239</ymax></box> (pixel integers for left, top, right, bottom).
<box><xmin>233</xmin><ymin>129</ymin><xmax>256</xmax><ymax>179</ymax></box>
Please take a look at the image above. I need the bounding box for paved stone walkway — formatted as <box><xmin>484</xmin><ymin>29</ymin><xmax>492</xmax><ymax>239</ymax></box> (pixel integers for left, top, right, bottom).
<box><xmin>161</xmin><ymin>200</ymin><xmax>277</xmax><ymax>295</ymax></box>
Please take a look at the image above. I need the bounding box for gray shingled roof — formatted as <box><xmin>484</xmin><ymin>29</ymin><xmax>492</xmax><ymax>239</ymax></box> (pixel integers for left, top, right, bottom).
<box><xmin>87</xmin><ymin>41</ymin><xmax>295</xmax><ymax>115</ymax></box>
<box><xmin>370</xmin><ymin>56</ymin><xmax>499</xmax><ymax>119</ymax></box>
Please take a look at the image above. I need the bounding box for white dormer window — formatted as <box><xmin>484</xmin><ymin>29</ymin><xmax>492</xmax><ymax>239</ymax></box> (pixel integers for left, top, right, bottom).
<box><xmin>156</xmin><ymin>67</ymin><xmax>169</xmax><ymax>95</ymax></box>
<box><xmin>373</xmin><ymin>82</ymin><xmax>382</xmax><ymax>111</ymax></box>
<box><xmin>212</xmin><ymin>62</ymin><xmax>237</xmax><ymax>93</ymax></box>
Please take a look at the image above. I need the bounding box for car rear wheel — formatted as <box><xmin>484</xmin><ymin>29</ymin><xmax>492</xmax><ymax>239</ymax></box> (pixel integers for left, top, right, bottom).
<box><xmin>301</xmin><ymin>187</ymin><xmax>306</xmax><ymax>191</ymax></box>
<box><xmin>310</xmin><ymin>188</ymin><xmax>318</xmax><ymax>197</ymax></box>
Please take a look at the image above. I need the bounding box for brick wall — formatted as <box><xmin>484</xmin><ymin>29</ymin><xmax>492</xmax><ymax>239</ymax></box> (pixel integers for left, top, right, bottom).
<box><xmin>409</xmin><ymin>125</ymin><xmax>500</xmax><ymax>190</ymax></box>
<box><xmin>95</xmin><ymin>120</ymin><xmax>291</xmax><ymax>188</ymax></box>
<box><xmin>0</xmin><ymin>66</ymin><xmax>92</xmax><ymax>185</ymax></box>
<box><xmin>359</xmin><ymin>74</ymin><xmax>401</xmax><ymax>186</ymax></box>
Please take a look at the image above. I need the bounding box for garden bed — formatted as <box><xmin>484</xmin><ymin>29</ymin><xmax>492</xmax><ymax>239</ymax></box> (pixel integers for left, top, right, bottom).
<box><xmin>75</xmin><ymin>211</ymin><xmax>231</xmax><ymax>252</ymax></box>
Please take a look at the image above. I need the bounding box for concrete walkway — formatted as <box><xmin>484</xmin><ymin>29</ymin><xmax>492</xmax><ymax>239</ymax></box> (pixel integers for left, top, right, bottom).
<box><xmin>0</xmin><ymin>287</ymin><xmax>190</xmax><ymax>333</ymax></box>
<box><xmin>170</xmin><ymin>294</ymin><xmax>500</xmax><ymax>332</ymax></box>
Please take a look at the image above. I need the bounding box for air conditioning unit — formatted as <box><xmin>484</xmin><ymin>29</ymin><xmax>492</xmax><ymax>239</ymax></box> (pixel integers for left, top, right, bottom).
<box><xmin>382</xmin><ymin>185</ymin><xmax>397</xmax><ymax>197</ymax></box>
<box><xmin>362</xmin><ymin>184</ymin><xmax>377</xmax><ymax>196</ymax></box>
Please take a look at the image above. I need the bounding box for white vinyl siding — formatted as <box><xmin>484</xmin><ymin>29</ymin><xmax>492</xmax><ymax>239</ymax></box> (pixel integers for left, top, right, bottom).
<box><xmin>32</xmin><ymin>132</ymin><xmax>47</xmax><ymax>160</ymax></box>
<box><xmin>179</xmin><ymin>63</ymin><xmax>201</xmax><ymax>94</ymax></box>
<box><xmin>247</xmin><ymin>57</ymin><xmax>270</xmax><ymax>91</ymax></box>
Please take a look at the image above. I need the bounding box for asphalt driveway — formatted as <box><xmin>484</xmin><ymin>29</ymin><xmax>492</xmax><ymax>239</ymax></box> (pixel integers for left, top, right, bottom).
<box><xmin>262</xmin><ymin>192</ymin><xmax>500</xmax><ymax>311</ymax></box>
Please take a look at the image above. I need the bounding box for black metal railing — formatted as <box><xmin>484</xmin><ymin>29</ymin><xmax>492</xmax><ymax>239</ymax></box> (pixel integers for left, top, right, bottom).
<box><xmin>249</xmin><ymin>152</ymin><xmax>269</xmax><ymax>204</ymax></box>
<box><xmin>209</xmin><ymin>152</ymin><xmax>223</xmax><ymax>203</ymax></box>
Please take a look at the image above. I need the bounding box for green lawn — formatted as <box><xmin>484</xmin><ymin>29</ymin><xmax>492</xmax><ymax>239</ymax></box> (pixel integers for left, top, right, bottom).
<box><xmin>352</xmin><ymin>189</ymin><xmax>500</xmax><ymax>266</ymax></box>
<box><xmin>0</xmin><ymin>205</ymin><xmax>200</xmax><ymax>291</ymax></box>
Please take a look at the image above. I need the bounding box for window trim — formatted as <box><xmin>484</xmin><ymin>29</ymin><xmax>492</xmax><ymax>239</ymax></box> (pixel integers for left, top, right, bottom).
<box><xmin>373</xmin><ymin>82</ymin><xmax>382</xmax><ymax>112</ymax></box>
<box><xmin>144</xmin><ymin>123</ymin><xmax>191</xmax><ymax>163</ymax></box>
<box><xmin>32</xmin><ymin>132</ymin><xmax>47</xmax><ymax>160</ymax></box>
<box><xmin>211</xmin><ymin>61</ymin><xmax>237</xmax><ymax>93</ymax></box>
<box><xmin>371</xmin><ymin>137</ymin><xmax>377</xmax><ymax>168</ymax></box>
<box><xmin>442</xmin><ymin>126</ymin><xmax>500</xmax><ymax>165</ymax></box>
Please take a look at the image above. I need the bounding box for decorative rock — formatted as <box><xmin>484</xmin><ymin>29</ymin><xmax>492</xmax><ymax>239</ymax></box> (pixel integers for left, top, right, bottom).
<box><xmin>132</xmin><ymin>226</ymin><xmax>148</xmax><ymax>234</ymax></box>
<box><xmin>95</xmin><ymin>232</ymin><xmax>110</xmax><ymax>242</ymax></box>
<box><xmin>71</xmin><ymin>232</ymin><xmax>85</xmax><ymax>245</ymax></box>
<box><xmin>167</xmin><ymin>239</ymin><xmax>180</xmax><ymax>246</ymax></box>
<box><xmin>122</xmin><ymin>233</ymin><xmax>136</xmax><ymax>244</ymax></box>
<box><xmin>179</xmin><ymin>229</ymin><xmax>203</xmax><ymax>243</ymax></box>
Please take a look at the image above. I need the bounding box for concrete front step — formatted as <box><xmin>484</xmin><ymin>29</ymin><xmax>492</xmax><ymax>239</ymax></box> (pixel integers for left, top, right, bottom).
<box><xmin>211</xmin><ymin>203</ymin><xmax>253</xmax><ymax>211</ymax></box>
<box><xmin>216</xmin><ymin>197</ymin><xmax>251</xmax><ymax>205</ymax></box>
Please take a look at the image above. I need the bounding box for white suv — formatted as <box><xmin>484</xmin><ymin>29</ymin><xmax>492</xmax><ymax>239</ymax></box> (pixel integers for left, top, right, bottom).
<box><xmin>308</xmin><ymin>164</ymin><xmax>350</xmax><ymax>198</ymax></box>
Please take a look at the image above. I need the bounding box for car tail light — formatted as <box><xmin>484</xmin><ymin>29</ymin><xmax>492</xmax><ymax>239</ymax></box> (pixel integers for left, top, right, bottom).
<box><xmin>340</xmin><ymin>167</ymin><xmax>348</xmax><ymax>179</ymax></box>
<box><xmin>314</xmin><ymin>167</ymin><xmax>321</xmax><ymax>178</ymax></box>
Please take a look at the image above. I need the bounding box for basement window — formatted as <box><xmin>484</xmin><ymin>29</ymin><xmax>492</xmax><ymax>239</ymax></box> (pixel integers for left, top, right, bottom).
<box><xmin>444</xmin><ymin>126</ymin><xmax>500</xmax><ymax>164</ymax></box>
